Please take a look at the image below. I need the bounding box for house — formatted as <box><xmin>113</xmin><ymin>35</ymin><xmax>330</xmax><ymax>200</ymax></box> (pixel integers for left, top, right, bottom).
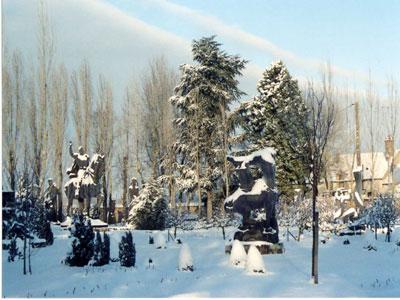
<box><xmin>325</xmin><ymin>135</ymin><xmax>400</xmax><ymax>202</ymax></box>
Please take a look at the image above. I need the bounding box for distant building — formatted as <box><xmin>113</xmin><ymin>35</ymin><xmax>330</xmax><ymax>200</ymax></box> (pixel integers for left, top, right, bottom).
<box><xmin>325</xmin><ymin>135</ymin><xmax>400</xmax><ymax>202</ymax></box>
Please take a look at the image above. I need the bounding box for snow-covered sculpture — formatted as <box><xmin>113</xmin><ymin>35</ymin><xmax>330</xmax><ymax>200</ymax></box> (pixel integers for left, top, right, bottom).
<box><xmin>178</xmin><ymin>243</ymin><xmax>194</xmax><ymax>271</ymax></box>
<box><xmin>43</xmin><ymin>178</ymin><xmax>60</xmax><ymax>221</ymax></box>
<box><xmin>246</xmin><ymin>245</ymin><xmax>266</xmax><ymax>274</ymax></box>
<box><xmin>229</xmin><ymin>239</ymin><xmax>247</xmax><ymax>267</ymax></box>
<box><xmin>64</xmin><ymin>142</ymin><xmax>105</xmax><ymax>217</ymax></box>
<box><xmin>225</xmin><ymin>148</ymin><xmax>279</xmax><ymax>244</ymax></box>
<box><xmin>128</xmin><ymin>177</ymin><xmax>139</xmax><ymax>205</ymax></box>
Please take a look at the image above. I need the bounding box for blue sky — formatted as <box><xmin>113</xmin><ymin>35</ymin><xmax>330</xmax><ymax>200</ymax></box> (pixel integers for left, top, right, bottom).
<box><xmin>3</xmin><ymin>0</ymin><xmax>400</xmax><ymax>105</ymax></box>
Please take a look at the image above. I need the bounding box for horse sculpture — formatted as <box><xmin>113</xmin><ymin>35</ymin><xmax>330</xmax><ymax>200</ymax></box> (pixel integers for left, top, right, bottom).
<box><xmin>64</xmin><ymin>153</ymin><xmax>105</xmax><ymax>217</ymax></box>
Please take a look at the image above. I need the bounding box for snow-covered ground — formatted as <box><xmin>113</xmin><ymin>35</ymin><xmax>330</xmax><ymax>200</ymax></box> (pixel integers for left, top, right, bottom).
<box><xmin>2</xmin><ymin>225</ymin><xmax>400</xmax><ymax>297</ymax></box>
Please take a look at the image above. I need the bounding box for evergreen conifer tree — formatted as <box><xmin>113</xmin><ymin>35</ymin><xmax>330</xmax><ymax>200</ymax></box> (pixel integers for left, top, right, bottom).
<box><xmin>90</xmin><ymin>231</ymin><xmax>103</xmax><ymax>266</ymax></box>
<box><xmin>236</xmin><ymin>61</ymin><xmax>309</xmax><ymax>197</ymax></box>
<box><xmin>128</xmin><ymin>178</ymin><xmax>167</xmax><ymax>230</ymax></box>
<box><xmin>170</xmin><ymin>36</ymin><xmax>247</xmax><ymax>217</ymax></box>
<box><xmin>119</xmin><ymin>231</ymin><xmax>136</xmax><ymax>267</ymax></box>
<box><xmin>64</xmin><ymin>214</ymin><xmax>95</xmax><ymax>267</ymax></box>
<box><xmin>101</xmin><ymin>232</ymin><xmax>110</xmax><ymax>265</ymax></box>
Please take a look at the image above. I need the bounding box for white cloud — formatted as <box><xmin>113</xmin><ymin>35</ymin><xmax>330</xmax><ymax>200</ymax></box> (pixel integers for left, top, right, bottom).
<box><xmin>3</xmin><ymin>0</ymin><xmax>192</xmax><ymax>105</ymax></box>
<box><xmin>145</xmin><ymin>0</ymin><xmax>379</xmax><ymax>84</ymax></box>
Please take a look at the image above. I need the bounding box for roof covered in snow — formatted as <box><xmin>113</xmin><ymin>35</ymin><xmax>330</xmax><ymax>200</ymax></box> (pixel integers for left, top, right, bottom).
<box><xmin>329</xmin><ymin>150</ymin><xmax>400</xmax><ymax>181</ymax></box>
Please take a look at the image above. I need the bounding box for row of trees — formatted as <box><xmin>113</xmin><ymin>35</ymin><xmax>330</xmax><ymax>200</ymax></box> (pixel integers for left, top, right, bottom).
<box><xmin>3</xmin><ymin>2</ymin><xmax>399</xmax><ymax>225</ymax></box>
<box><xmin>2</xmin><ymin>2</ymin><xmax>178</xmax><ymax>222</ymax></box>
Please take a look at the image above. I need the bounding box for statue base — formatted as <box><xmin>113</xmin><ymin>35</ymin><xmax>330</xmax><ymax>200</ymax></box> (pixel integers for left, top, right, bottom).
<box><xmin>233</xmin><ymin>225</ymin><xmax>279</xmax><ymax>244</ymax></box>
<box><xmin>225</xmin><ymin>240</ymin><xmax>284</xmax><ymax>255</ymax></box>
<box><xmin>60</xmin><ymin>217</ymin><xmax>108</xmax><ymax>229</ymax></box>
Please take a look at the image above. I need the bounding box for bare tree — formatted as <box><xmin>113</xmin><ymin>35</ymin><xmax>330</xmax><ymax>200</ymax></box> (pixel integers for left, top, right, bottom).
<box><xmin>92</xmin><ymin>74</ymin><xmax>115</xmax><ymax>222</ymax></box>
<box><xmin>304</xmin><ymin>76</ymin><xmax>336</xmax><ymax>284</ymax></box>
<box><xmin>50</xmin><ymin>64</ymin><xmax>69</xmax><ymax>220</ymax></box>
<box><xmin>386</xmin><ymin>77</ymin><xmax>399</xmax><ymax>143</ymax></box>
<box><xmin>363</xmin><ymin>73</ymin><xmax>381</xmax><ymax>198</ymax></box>
<box><xmin>30</xmin><ymin>0</ymin><xmax>55</xmax><ymax>192</ymax></box>
<box><xmin>116</xmin><ymin>85</ymin><xmax>136</xmax><ymax>219</ymax></box>
<box><xmin>70</xmin><ymin>59</ymin><xmax>93</xmax><ymax>151</ymax></box>
<box><xmin>140</xmin><ymin>57</ymin><xmax>177</xmax><ymax>178</ymax></box>
<box><xmin>2</xmin><ymin>50</ymin><xmax>24</xmax><ymax>191</ymax></box>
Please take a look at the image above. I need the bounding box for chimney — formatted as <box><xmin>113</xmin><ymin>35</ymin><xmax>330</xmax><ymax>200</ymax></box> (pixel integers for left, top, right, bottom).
<box><xmin>385</xmin><ymin>135</ymin><xmax>394</xmax><ymax>160</ymax></box>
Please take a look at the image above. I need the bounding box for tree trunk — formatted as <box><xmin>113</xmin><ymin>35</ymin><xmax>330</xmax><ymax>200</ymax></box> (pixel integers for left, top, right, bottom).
<box><xmin>311</xmin><ymin>169</ymin><xmax>318</xmax><ymax>281</ymax></box>
<box><xmin>58</xmin><ymin>160</ymin><xmax>63</xmax><ymax>222</ymax></box>
<box><xmin>122</xmin><ymin>155</ymin><xmax>128</xmax><ymax>220</ymax></box>
<box><xmin>313</xmin><ymin>212</ymin><xmax>319</xmax><ymax>284</ymax></box>
<box><xmin>170</xmin><ymin>178</ymin><xmax>176</xmax><ymax>215</ymax></box>
<box><xmin>23</xmin><ymin>237</ymin><xmax>27</xmax><ymax>275</ymax></box>
<box><xmin>387</xmin><ymin>224</ymin><xmax>391</xmax><ymax>243</ymax></box>
<box><xmin>28</xmin><ymin>238</ymin><xmax>32</xmax><ymax>274</ymax></box>
<box><xmin>102</xmin><ymin>175</ymin><xmax>108</xmax><ymax>222</ymax></box>
<box><xmin>207</xmin><ymin>190</ymin><xmax>213</xmax><ymax>221</ymax></box>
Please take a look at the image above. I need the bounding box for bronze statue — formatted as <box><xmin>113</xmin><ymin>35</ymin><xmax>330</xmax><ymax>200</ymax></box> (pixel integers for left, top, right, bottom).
<box><xmin>225</xmin><ymin>148</ymin><xmax>279</xmax><ymax>244</ymax></box>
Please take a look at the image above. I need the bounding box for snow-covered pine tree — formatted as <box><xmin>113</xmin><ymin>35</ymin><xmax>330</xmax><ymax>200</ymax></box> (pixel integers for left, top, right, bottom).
<box><xmin>64</xmin><ymin>214</ymin><xmax>95</xmax><ymax>267</ymax></box>
<box><xmin>235</xmin><ymin>61</ymin><xmax>309</xmax><ymax>197</ymax></box>
<box><xmin>8</xmin><ymin>238</ymin><xmax>19</xmax><ymax>262</ymax></box>
<box><xmin>229</xmin><ymin>239</ymin><xmax>247</xmax><ymax>267</ymax></box>
<box><xmin>119</xmin><ymin>231</ymin><xmax>136</xmax><ymax>267</ymax></box>
<box><xmin>101</xmin><ymin>232</ymin><xmax>110</xmax><ymax>265</ymax></box>
<box><xmin>170</xmin><ymin>36</ymin><xmax>247</xmax><ymax>219</ymax></box>
<box><xmin>153</xmin><ymin>197</ymin><xmax>168</xmax><ymax>230</ymax></box>
<box><xmin>246</xmin><ymin>245</ymin><xmax>266</xmax><ymax>274</ymax></box>
<box><xmin>178</xmin><ymin>243</ymin><xmax>194</xmax><ymax>271</ymax></box>
<box><xmin>90</xmin><ymin>231</ymin><xmax>103</xmax><ymax>266</ymax></box>
<box><xmin>29</xmin><ymin>200</ymin><xmax>53</xmax><ymax>245</ymax></box>
<box><xmin>128</xmin><ymin>178</ymin><xmax>167</xmax><ymax>230</ymax></box>
<box><xmin>379</xmin><ymin>196</ymin><xmax>398</xmax><ymax>242</ymax></box>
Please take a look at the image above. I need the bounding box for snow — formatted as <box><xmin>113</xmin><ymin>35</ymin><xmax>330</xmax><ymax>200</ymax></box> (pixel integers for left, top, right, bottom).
<box><xmin>229</xmin><ymin>240</ymin><xmax>247</xmax><ymax>267</ymax></box>
<box><xmin>229</xmin><ymin>148</ymin><xmax>276</xmax><ymax>169</ymax></box>
<box><xmin>342</xmin><ymin>207</ymin><xmax>358</xmax><ymax>218</ymax></box>
<box><xmin>2</xmin><ymin>225</ymin><xmax>400</xmax><ymax>297</ymax></box>
<box><xmin>60</xmin><ymin>216</ymin><xmax>72</xmax><ymax>227</ymax></box>
<box><xmin>154</xmin><ymin>232</ymin><xmax>166</xmax><ymax>249</ymax></box>
<box><xmin>246</xmin><ymin>245</ymin><xmax>266</xmax><ymax>274</ymax></box>
<box><xmin>355</xmin><ymin>191</ymin><xmax>364</xmax><ymax>206</ymax></box>
<box><xmin>178</xmin><ymin>243</ymin><xmax>193</xmax><ymax>271</ymax></box>
<box><xmin>334</xmin><ymin>208</ymin><xmax>342</xmax><ymax>219</ymax></box>
<box><xmin>90</xmin><ymin>219</ymin><xmax>108</xmax><ymax>228</ymax></box>
<box><xmin>60</xmin><ymin>217</ymin><xmax>108</xmax><ymax>228</ymax></box>
<box><xmin>225</xmin><ymin>178</ymin><xmax>267</xmax><ymax>205</ymax></box>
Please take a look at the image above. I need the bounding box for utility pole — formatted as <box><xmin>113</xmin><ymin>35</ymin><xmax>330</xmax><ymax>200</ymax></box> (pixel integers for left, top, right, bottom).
<box><xmin>355</xmin><ymin>101</ymin><xmax>361</xmax><ymax>167</ymax></box>
<box><xmin>353</xmin><ymin>101</ymin><xmax>364</xmax><ymax>210</ymax></box>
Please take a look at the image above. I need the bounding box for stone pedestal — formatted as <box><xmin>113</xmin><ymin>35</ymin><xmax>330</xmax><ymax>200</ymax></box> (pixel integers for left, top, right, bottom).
<box><xmin>225</xmin><ymin>240</ymin><xmax>284</xmax><ymax>255</ymax></box>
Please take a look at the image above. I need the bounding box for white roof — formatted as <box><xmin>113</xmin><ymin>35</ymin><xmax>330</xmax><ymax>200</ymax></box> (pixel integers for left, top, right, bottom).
<box><xmin>330</xmin><ymin>150</ymin><xmax>399</xmax><ymax>181</ymax></box>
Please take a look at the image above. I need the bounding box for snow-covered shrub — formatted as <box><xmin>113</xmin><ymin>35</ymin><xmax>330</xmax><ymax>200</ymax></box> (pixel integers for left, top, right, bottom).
<box><xmin>101</xmin><ymin>232</ymin><xmax>110</xmax><ymax>265</ymax></box>
<box><xmin>154</xmin><ymin>232</ymin><xmax>166</xmax><ymax>249</ymax></box>
<box><xmin>64</xmin><ymin>214</ymin><xmax>94</xmax><ymax>267</ymax></box>
<box><xmin>178</xmin><ymin>243</ymin><xmax>193</xmax><ymax>271</ymax></box>
<box><xmin>90</xmin><ymin>231</ymin><xmax>103</xmax><ymax>266</ymax></box>
<box><xmin>8</xmin><ymin>238</ymin><xmax>19</xmax><ymax>262</ymax></box>
<box><xmin>152</xmin><ymin>197</ymin><xmax>168</xmax><ymax>230</ymax></box>
<box><xmin>229</xmin><ymin>239</ymin><xmax>247</xmax><ymax>267</ymax></box>
<box><xmin>128</xmin><ymin>178</ymin><xmax>167</xmax><ymax>230</ymax></box>
<box><xmin>246</xmin><ymin>245</ymin><xmax>265</xmax><ymax>274</ymax></box>
<box><xmin>366</xmin><ymin>195</ymin><xmax>399</xmax><ymax>242</ymax></box>
<box><xmin>22</xmin><ymin>190</ymin><xmax>54</xmax><ymax>245</ymax></box>
<box><xmin>119</xmin><ymin>231</ymin><xmax>136</xmax><ymax>267</ymax></box>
